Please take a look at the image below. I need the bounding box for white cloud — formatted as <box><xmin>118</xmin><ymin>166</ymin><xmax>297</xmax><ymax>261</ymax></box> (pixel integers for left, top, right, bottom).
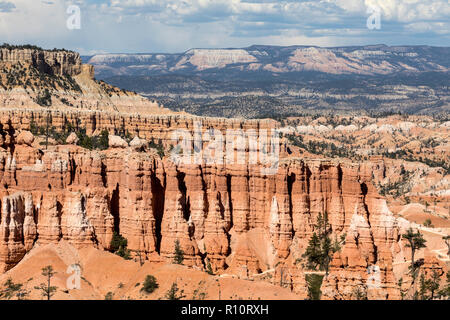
<box><xmin>364</xmin><ymin>0</ymin><xmax>450</xmax><ymax>22</ymax></box>
<box><xmin>406</xmin><ymin>21</ymin><xmax>450</xmax><ymax>34</ymax></box>
<box><xmin>0</xmin><ymin>0</ymin><xmax>67</xmax><ymax>42</ymax></box>
<box><xmin>0</xmin><ymin>0</ymin><xmax>448</xmax><ymax>53</ymax></box>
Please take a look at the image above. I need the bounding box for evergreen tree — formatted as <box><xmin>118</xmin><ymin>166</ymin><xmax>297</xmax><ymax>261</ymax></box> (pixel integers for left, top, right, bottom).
<box><xmin>110</xmin><ymin>232</ymin><xmax>131</xmax><ymax>260</ymax></box>
<box><xmin>316</xmin><ymin>212</ymin><xmax>331</xmax><ymax>239</ymax></box>
<box><xmin>141</xmin><ymin>275</ymin><xmax>159</xmax><ymax>294</ymax></box>
<box><xmin>173</xmin><ymin>239</ymin><xmax>184</xmax><ymax>265</ymax></box>
<box><xmin>352</xmin><ymin>285</ymin><xmax>368</xmax><ymax>300</ymax></box>
<box><xmin>331</xmin><ymin>233</ymin><xmax>346</xmax><ymax>253</ymax></box>
<box><xmin>98</xmin><ymin>129</ymin><xmax>109</xmax><ymax>150</ymax></box>
<box><xmin>305</xmin><ymin>274</ymin><xmax>324</xmax><ymax>300</ymax></box>
<box><xmin>34</xmin><ymin>265</ymin><xmax>57</xmax><ymax>300</ymax></box>
<box><xmin>165</xmin><ymin>282</ymin><xmax>184</xmax><ymax>300</ymax></box>
<box><xmin>402</xmin><ymin>228</ymin><xmax>427</xmax><ymax>277</ymax></box>
<box><xmin>206</xmin><ymin>261</ymin><xmax>214</xmax><ymax>275</ymax></box>
<box><xmin>316</xmin><ymin>212</ymin><xmax>333</xmax><ymax>275</ymax></box>
<box><xmin>402</xmin><ymin>228</ymin><xmax>427</xmax><ymax>299</ymax></box>
<box><xmin>192</xmin><ymin>281</ymin><xmax>207</xmax><ymax>300</ymax></box>
<box><xmin>302</xmin><ymin>212</ymin><xmax>340</xmax><ymax>277</ymax></box>
<box><xmin>428</xmin><ymin>269</ymin><xmax>441</xmax><ymax>300</ymax></box>
<box><xmin>104</xmin><ymin>292</ymin><xmax>114</xmax><ymax>300</ymax></box>
<box><xmin>302</xmin><ymin>232</ymin><xmax>322</xmax><ymax>270</ymax></box>
<box><xmin>438</xmin><ymin>271</ymin><xmax>450</xmax><ymax>299</ymax></box>
<box><xmin>444</xmin><ymin>235</ymin><xmax>450</xmax><ymax>256</ymax></box>
<box><xmin>418</xmin><ymin>273</ymin><xmax>429</xmax><ymax>300</ymax></box>
<box><xmin>321</xmin><ymin>235</ymin><xmax>332</xmax><ymax>276</ymax></box>
<box><xmin>423</xmin><ymin>219</ymin><xmax>433</xmax><ymax>227</ymax></box>
<box><xmin>398</xmin><ymin>278</ymin><xmax>407</xmax><ymax>300</ymax></box>
<box><xmin>0</xmin><ymin>278</ymin><xmax>25</xmax><ymax>300</ymax></box>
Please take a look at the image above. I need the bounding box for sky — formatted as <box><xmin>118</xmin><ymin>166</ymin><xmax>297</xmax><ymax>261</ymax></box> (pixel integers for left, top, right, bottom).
<box><xmin>0</xmin><ymin>0</ymin><xmax>449</xmax><ymax>54</ymax></box>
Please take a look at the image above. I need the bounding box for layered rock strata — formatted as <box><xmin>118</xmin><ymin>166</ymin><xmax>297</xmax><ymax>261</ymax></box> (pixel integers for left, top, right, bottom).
<box><xmin>0</xmin><ymin>48</ymin><xmax>83</xmax><ymax>76</ymax></box>
<box><xmin>0</xmin><ymin>124</ymin><xmax>403</xmax><ymax>299</ymax></box>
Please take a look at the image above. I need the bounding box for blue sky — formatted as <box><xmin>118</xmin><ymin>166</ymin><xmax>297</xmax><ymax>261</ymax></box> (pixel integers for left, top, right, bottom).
<box><xmin>0</xmin><ymin>0</ymin><xmax>449</xmax><ymax>54</ymax></box>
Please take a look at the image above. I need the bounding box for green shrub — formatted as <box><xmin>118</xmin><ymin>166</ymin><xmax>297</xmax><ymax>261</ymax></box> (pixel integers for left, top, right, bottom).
<box><xmin>165</xmin><ymin>282</ymin><xmax>184</xmax><ymax>300</ymax></box>
<box><xmin>96</xmin><ymin>130</ymin><xmax>109</xmax><ymax>150</ymax></box>
<box><xmin>352</xmin><ymin>285</ymin><xmax>368</xmax><ymax>300</ymax></box>
<box><xmin>105</xmin><ymin>292</ymin><xmax>114</xmax><ymax>300</ymax></box>
<box><xmin>141</xmin><ymin>275</ymin><xmax>159</xmax><ymax>294</ymax></box>
<box><xmin>173</xmin><ymin>239</ymin><xmax>184</xmax><ymax>265</ymax></box>
<box><xmin>77</xmin><ymin>129</ymin><xmax>93</xmax><ymax>150</ymax></box>
<box><xmin>77</xmin><ymin>129</ymin><xmax>109</xmax><ymax>150</ymax></box>
<box><xmin>110</xmin><ymin>232</ymin><xmax>131</xmax><ymax>260</ymax></box>
<box><xmin>206</xmin><ymin>261</ymin><xmax>214</xmax><ymax>275</ymax></box>
<box><xmin>0</xmin><ymin>278</ymin><xmax>24</xmax><ymax>300</ymax></box>
<box><xmin>29</xmin><ymin>120</ymin><xmax>39</xmax><ymax>135</ymax></box>
<box><xmin>423</xmin><ymin>219</ymin><xmax>434</xmax><ymax>228</ymax></box>
<box><xmin>36</xmin><ymin>89</ymin><xmax>52</xmax><ymax>106</ymax></box>
<box><xmin>149</xmin><ymin>138</ymin><xmax>165</xmax><ymax>159</ymax></box>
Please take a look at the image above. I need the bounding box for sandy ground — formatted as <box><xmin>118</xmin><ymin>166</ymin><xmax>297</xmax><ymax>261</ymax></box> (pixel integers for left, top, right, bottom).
<box><xmin>0</xmin><ymin>241</ymin><xmax>301</xmax><ymax>300</ymax></box>
<box><xmin>391</xmin><ymin>201</ymin><xmax>450</xmax><ymax>229</ymax></box>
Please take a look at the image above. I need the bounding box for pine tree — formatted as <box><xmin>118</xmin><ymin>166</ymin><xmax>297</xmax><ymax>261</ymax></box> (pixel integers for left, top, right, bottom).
<box><xmin>206</xmin><ymin>260</ymin><xmax>214</xmax><ymax>275</ymax></box>
<box><xmin>34</xmin><ymin>265</ymin><xmax>57</xmax><ymax>300</ymax></box>
<box><xmin>331</xmin><ymin>233</ymin><xmax>346</xmax><ymax>253</ymax></box>
<box><xmin>110</xmin><ymin>232</ymin><xmax>131</xmax><ymax>260</ymax></box>
<box><xmin>305</xmin><ymin>274</ymin><xmax>324</xmax><ymax>300</ymax></box>
<box><xmin>302</xmin><ymin>232</ymin><xmax>322</xmax><ymax>270</ymax></box>
<box><xmin>302</xmin><ymin>212</ymin><xmax>337</xmax><ymax>276</ymax></box>
<box><xmin>173</xmin><ymin>239</ymin><xmax>184</xmax><ymax>265</ymax></box>
<box><xmin>398</xmin><ymin>278</ymin><xmax>407</xmax><ymax>300</ymax></box>
<box><xmin>165</xmin><ymin>282</ymin><xmax>184</xmax><ymax>300</ymax></box>
<box><xmin>352</xmin><ymin>285</ymin><xmax>368</xmax><ymax>300</ymax></box>
<box><xmin>402</xmin><ymin>228</ymin><xmax>427</xmax><ymax>298</ymax></box>
<box><xmin>428</xmin><ymin>269</ymin><xmax>441</xmax><ymax>300</ymax></box>
<box><xmin>402</xmin><ymin>228</ymin><xmax>427</xmax><ymax>277</ymax></box>
<box><xmin>444</xmin><ymin>235</ymin><xmax>450</xmax><ymax>256</ymax></box>
<box><xmin>418</xmin><ymin>273</ymin><xmax>429</xmax><ymax>300</ymax></box>
<box><xmin>141</xmin><ymin>275</ymin><xmax>159</xmax><ymax>294</ymax></box>
<box><xmin>320</xmin><ymin>235</ymin><xmax>332</xmax><ymax>276</ymax></box>
<box><xmin>0</xmin><ymin>278</ymin><xmax>25</xmax><ymax>300</ymax></box>
<box><xmin>316</xmin><ymin>212</ymin><xmax>331</xmax><ymax>239</ymax></box>
<box><xmin>438</xmin><ymin>271</ymin><xmax>450</xmax><ymax>299</ymax></box>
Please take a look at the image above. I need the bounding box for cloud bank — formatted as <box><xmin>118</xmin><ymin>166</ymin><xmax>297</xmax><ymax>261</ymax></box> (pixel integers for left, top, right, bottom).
<box><xmin>0</xmin><ymin>0</ymin><xmax>448</xmax><ymax>53</ymax></box>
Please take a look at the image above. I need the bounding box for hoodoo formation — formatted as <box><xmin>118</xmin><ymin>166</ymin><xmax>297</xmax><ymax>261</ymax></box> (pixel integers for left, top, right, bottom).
<box><xmin>0</xmin><ymin>46</ymin><xmax>448</xmax><ymax>300</ymax></box>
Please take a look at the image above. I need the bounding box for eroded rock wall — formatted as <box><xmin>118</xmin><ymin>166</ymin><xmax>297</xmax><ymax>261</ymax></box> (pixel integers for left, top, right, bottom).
<box><xmin>0</xmin><ymin>48</ymin><xmax>83</xmax><ymax>77</ymax></box>
<box><xmin>0</xmin><ymin>125</ymin><xmax>401</xmax><ymax>299</ymax></box>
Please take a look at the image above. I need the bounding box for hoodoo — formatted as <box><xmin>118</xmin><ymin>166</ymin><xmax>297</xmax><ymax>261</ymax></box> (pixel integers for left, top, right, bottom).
<box><xmin>0</xmin><ymin>45</ymin><xmax>448</xmax><ymax>301</ymax></box>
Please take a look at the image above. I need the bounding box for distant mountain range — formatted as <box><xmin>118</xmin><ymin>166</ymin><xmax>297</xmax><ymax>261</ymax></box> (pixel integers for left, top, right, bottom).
<box><xmin>83</xmin><ymin>44</ymin><xmax>449</xmax><ymax>77</ymax></box>
<box><xmin>82</xmin><ymin>45</ymin><xmax>450</xmax><ymax>118</ymax></box>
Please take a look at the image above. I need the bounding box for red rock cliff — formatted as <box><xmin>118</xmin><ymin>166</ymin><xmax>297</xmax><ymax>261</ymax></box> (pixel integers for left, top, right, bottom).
<box><xmin>0</xmin><ymin>111</ymin><xmax>401</xmax><ymax>299</ymax></box>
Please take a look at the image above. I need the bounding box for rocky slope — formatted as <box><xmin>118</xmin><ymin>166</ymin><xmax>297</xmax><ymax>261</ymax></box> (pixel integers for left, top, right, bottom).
<box><xmin>0</xmin><ymin>45</ymin><xmax>168</xmax><ymax>115</ymax></box>
<box><xmin>0</xmin><ymin>46</ymin><xmax>83</xmax><ymax>77</ymax></box>
<box><xmin>0</xmin><ymin>241</ymin><xmax>301</xmax><ymax>300</ymax></box>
